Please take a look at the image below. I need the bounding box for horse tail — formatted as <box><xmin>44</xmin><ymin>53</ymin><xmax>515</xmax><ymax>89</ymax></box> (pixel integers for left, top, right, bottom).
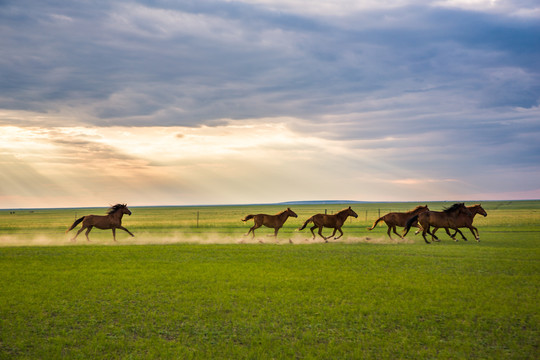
<box><xmin>242</xmin><ymin>215</ymin><xmax>254</xmax><ymax>222</ymax></box>
<box><xmin>402</xmin><ymin>215</ymin><xmax>419</xmax><ymax>237</ymax></box>
<box><xmin>298</xmin><ymin>217</ymin><xmax>313</xmax><ymax>231</ymax></box>
<box><xmin>366</xmin><ymin>217</ymin><xmax>383</xmax><ymax>231</ymax></box>
<box><xmin>66</xmin><ymin>216</ymin><xmax>85</xmax><ymax>233</ymax></box>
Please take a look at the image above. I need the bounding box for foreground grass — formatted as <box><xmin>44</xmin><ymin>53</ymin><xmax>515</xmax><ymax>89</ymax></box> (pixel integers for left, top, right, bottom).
<box><xmin>0</xmin><ymin>237</ymin><xmax>538</xmax><ymax>359</ymax></box>
<box><xmin>0</xmin><ymin>201</ymin><xmax>538</xmax><ymax>358</ymax></box>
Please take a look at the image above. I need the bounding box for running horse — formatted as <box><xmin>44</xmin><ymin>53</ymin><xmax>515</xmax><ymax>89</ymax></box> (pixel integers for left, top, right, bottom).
<box><xmin>402</xmin><ymin>203</ymin><xmax>471</xmax><ymax>244</ymax></box>
<box><xmin>66</xmin><ymin>204</ymin><xmax>134</xmax><ymax>241</ymax></box>
<box><xmin>366</xmin><ymin>205</ymin><xmax>429</xmax><ymax>239</ymax></box>
<box><xmin>431</xmin><ymin>204</ymin><xmax>487</xmax><ymax>242</ymax></box>
<box><xmin>242</xmin><ymin>208</ymin><xmax>298</xmax><ymax>238</ymax></box>
<box><xmin>299</xmin><ymin>206</ymin><xmax>358</xmax><ymax>242</ymax></box>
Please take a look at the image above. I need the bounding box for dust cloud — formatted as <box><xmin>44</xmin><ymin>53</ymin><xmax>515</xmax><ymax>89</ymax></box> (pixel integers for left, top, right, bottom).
<box><xmin>0</xmin><ymin>233</ymin><xmax>414</xmax><ymax>247</ymax></box>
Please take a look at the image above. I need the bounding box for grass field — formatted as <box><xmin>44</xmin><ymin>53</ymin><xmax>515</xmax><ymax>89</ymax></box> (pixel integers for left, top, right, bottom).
<box><xmin>0</xmin><ymin>201</ymin><xmax>538</xmax><ymax>358</ymax></box>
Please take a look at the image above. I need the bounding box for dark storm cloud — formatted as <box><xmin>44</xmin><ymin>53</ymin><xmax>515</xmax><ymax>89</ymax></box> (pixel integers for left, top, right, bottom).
<box><xmin>1</xmin><ymin>1</ymin><xmax>539</xmax><ymax>162</ymax></box>
<box><xmin>2</xmin><ymin>1</ymin><xmax>538</xmax><ymax>126</ymax></box>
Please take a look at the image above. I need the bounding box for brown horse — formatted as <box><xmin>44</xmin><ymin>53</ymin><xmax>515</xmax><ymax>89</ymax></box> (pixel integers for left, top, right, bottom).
<box><xmin>403</xmin><ymin>203</ymin><xmax>471</xmax><ymax>244</ymax></box>
<box><xmin>366</xmin><ymin>205</ymin><xmax>429</xmax><ymax>239</ymax></box>
<box><xmin>66</xmin><ymin>204</ymin><xmax>134</xmax><ymax>241</ymax></box>
<box><xmin>431</xmin><ymin>204</ymin><xmax>487</xmax><ymax>242</ymax></box>
<box><xmin>242</xmin><ymin>208</ymin><xmax>298</xmax><ymax>238</ymax></box>
<box><xmin>299</xmin><ymin>206</ymin><xmax>358</xmax><ymax>242</ymax></box>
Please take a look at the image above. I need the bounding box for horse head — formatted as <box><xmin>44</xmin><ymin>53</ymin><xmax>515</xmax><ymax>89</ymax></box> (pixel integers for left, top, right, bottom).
<box><xmin>473</xmin><ymin>204</ymin><xmax>487</xmax><ymax>217</ymax></box>
<box><xmin>413</xmin><ymin>205</ymin><xmax>430</xmax><ymax>214</ymax></box>
<box><xmin>123</xmin><ymin>204</ymin><xmax>132</xmax><ymax>216</ymax></box>
<box><xmin>347</xmin><ymin>206</ymin><xmax>358</xmax><ymax>218</ymax></box>
<box><xmin>108</xmin><ymin>204</ymin><xmax>131</xmax><ymax>216</ymax></box>
<box><xmin>286</xmin><ymin>208</ymin><xmax>298</xmax><ymax>218</ymax></box>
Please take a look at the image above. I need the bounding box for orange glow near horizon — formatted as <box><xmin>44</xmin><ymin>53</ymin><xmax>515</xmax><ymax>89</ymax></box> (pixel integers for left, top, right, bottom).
<box><xmin>1</xmin><ymin>114</ymin><xmax>538</xmax><ymax>209</ymax></box>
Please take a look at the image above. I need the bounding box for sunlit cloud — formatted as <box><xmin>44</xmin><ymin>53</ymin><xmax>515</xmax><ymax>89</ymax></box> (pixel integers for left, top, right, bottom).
<box><xmin>1</xmin><ymin>119</ymin><xmax>360</xmax><ymax>207</ymax></box>
<box><xmin>389</xmin><ymin>178</ymin><xmax>460</xmax><ymax>185</ymax></box>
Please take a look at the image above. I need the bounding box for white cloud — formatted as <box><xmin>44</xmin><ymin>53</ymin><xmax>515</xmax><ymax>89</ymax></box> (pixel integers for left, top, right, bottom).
<box><xmin>434</xmin><ymin>0</ymin><xmax>540</xmax><ymax>17</ymax></box>
<box><xmin>231</xmin><ymin>0</ymin><xmax>540</xmax><ymax>18</ymax></box>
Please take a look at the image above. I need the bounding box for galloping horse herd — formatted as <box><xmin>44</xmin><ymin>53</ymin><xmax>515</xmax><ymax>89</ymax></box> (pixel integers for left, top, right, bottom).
<box><xmin>66</xmin><ymin>203</ymin><xmax>487</xmax><ymax>244</ymax></box>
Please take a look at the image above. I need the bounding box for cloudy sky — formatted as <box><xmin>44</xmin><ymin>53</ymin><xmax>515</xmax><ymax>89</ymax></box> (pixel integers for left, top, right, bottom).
<box><xmin>1</xmin><ymin>0</ymin><xmax>539</xmax><ymax>208</ymax></box>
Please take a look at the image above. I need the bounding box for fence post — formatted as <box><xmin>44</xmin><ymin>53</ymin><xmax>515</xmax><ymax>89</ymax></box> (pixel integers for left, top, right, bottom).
<box><xmin>196</xmin><ymin>211</ymin><xmax>199</xmax><ymax>228</ymax></box>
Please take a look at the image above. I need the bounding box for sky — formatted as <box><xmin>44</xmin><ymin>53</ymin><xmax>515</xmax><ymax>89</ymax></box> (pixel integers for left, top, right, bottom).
<box><xmin>1</xmin><ymin>0</ymin><xmax>539</xmax><ymax>208</ymax></box>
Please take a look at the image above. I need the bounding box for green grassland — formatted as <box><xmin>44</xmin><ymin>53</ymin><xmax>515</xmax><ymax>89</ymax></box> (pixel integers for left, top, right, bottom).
<box><xmin>0</xmin><ymin>201</ymin><xmax>538</xmax><ymax>359</ymax></box>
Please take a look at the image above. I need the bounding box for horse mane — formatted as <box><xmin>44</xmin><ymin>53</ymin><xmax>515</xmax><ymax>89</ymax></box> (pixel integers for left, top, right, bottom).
<box><xmin>107</xmin><ymin>204</ymin><xmax>127</xmax><ymax>215</ymax></box>
<box><xmin>336</xmin><ymin>207</ymin><xmax>351</xmax><ymax>215</ymax></box>
<box><xmin>443</xmin><ymin>203</ymin><xmax>465</xmax><ymax>214</ymax></box>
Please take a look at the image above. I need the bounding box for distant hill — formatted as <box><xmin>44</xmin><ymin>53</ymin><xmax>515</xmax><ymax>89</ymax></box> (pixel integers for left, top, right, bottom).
<box><xmin>276</xmin><ymin>200</ymin><xmax>368</xmax><ymax>206</ymax></box>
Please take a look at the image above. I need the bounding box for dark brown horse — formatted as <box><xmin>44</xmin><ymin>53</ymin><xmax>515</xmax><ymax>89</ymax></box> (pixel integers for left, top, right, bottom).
<box><xmin>66</xmin><ymin>204</ymin><xmax>134</xmax><ymax>241</ymax></box>
<box><xmin>403</xmin><ymin>203</ymin><xmax>471</xmax><ymax>244</ymax></box>
<box><xmin>431</xmin><ymin>204</ymin><xmax>487</xmax><ymax>241</ymax></box>
<box><xmin>242</xmin><ymin>208</ymin><xmax>298</xmax><ymax>238</ymax></box>
<box><xmin>299</xmin><ymin>206</ymin><xmax>358</xmax><ymax>242</ymax></box>
<box><xmin>366</xmin><ymin>205</ymin><xmax>429</xmax><ymax>239</ymax></box>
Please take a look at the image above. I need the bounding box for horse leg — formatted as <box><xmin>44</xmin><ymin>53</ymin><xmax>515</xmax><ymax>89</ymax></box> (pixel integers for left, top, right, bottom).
<box><xmin>421</xmin><ymin>227</ymin><xmax>431</xmax><ymax>244</ymax></box>
<box><xmin>334</xmin><ymin>227</ymin><xmax>344</xmax><ymax>240</ymax></box>
<box><xmin>428</xmin><ymin>226</ymin><xmax>440</xmax><ymax>242</ymax></box>
<box><xmin>430</xmin><ymin>227</ymin><xmax>441</xmax><ymax>242</ymax></box>
<box><xmin>246</xmin><ymin>224</ymin><xmax>261</xmax><ymax>238</ymax></box>
<box><xmin>71</xmin><ymin>225</ymin><xmax>86</xmax><ymax>241</ymax></box>
<box><xmin>310</xmin><ymin>225</ymin><xmax>318</xmax><ymax>240</ymax></box>
<box><xmin>118</xmin><ymin>226</ymin><xmax>135</xmax><ymax>237</ymax></box>
<box><xmin>324</xmin><ymin>228</ymin><xmax>337</xmax><ymax>241</ymax></box>
<box><xmin>455</xmin><ymin>228</ymin><xmax>467</xmax><ymax>241</ymax></box>
<box><xmin>469</xmin><ymin>226</ymin><xmax>479</xmax><ymax>241</ymax></box>
<box><xmin>439</xmin><ymin>227</ymin><xmax>454</xmax><ymax>241</ymax></box>
<box><xmin>316</xmin><ymin>226</ymin><xmax>328</xmax><ymax>242</ymax></box>
<box><xmin>387</xmin><ymin>226</ymin><xmax>393</xmax><ymax>240</ymax></box>
<box><xmin>391</xmin><ymin>226</ymin><xmax>403</xmax><ymax>239</ymax></box>
<box><xmin>84</xmin><ymin>226</ymin><xmax>93</xmax><ymax>241</ymax></box>
<box><xmin>112</xmin><ymin>228</ymin><xmax>117</xmax><ymax>242</ymax></box>
<box><xmin>474</xmin><ymin>227</ymin><xmax>480</xmax><ymax>241</ymax></box>
<box><xmin>450</xmin><ymin>228</ymin><xmax>468</xmax><ymax>241</ymax></box>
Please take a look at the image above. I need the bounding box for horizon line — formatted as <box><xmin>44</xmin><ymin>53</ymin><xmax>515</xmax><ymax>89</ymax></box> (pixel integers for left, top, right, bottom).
<box><xmin>1</xmin><ymin>198</ymin><xmax>539</xmax><ymax>211</ymax></box>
